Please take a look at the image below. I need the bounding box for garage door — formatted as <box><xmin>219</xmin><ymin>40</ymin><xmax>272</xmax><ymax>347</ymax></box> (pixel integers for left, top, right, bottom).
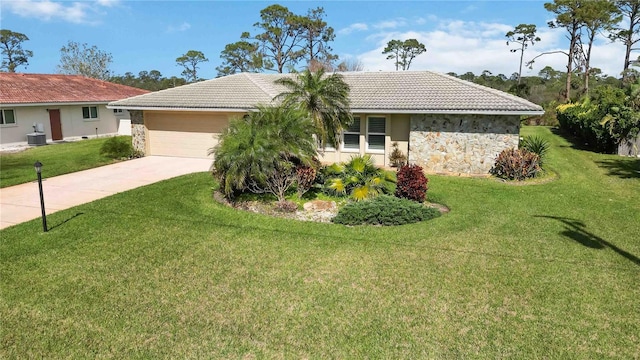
<box><xmin>146</xmin><ymin>112</ymin><xmax>231</xmax><ymax>158</ymax></box>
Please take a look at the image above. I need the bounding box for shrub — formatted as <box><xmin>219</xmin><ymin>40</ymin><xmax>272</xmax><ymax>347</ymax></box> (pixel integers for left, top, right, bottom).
<box><xmin>295</xmin><ymin>165</ymin><xmax>317</xmax><ymax>198</ymax></box>
<box><xmin>332</xmin><ymin>195</ymin><xmax>441</xmax><ymax>226</ymax></box>
<box><xmin>100</xmin><ymin>136</ymin><xmax>132</xmax><ymax>159</ymax></box>
<box><xmin>556</xmin><ymin>101</ymin><xmax>616</xmax><ymax>153</ymax></box>
<box><xmin>322</xmin><ymin>155</ymin><xmax>396</xmax><ymax>201</ymax></box>
<box><xmin>388</xmin><ymin>142</ymin><xmax>407</xmax><ymax>167</ymax></box>
<box><xmin>210</xmin><ymin>105</ymin><xmax>317</xmax><ymax>200</ymax></box>
<box><xmin>490</xmin><ymin>148</ymin><xmax>541</xmax><ymax>181</ymax></box>
<box><xmin>519</xmin><ymin>136</ymin><xmax>549</xmax><ymax>166</ymax></box>
<box><xmin>395</xmin><ymin>164</ymin><xmax>428</xmax><ymax>202</ymax></box>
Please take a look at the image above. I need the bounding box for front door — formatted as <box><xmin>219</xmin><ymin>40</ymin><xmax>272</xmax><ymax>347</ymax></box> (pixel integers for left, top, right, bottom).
<box><xmin>49</xmin><ymin>109</ymin><xmax>62</xmax><ymax>140</ymax></box>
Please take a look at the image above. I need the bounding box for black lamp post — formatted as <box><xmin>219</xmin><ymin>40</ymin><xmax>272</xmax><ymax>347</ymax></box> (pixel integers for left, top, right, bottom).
<box><xmin>34</xmin><ymin>161</ymin><xmax>47</xmax><ymax>232</ymax></box>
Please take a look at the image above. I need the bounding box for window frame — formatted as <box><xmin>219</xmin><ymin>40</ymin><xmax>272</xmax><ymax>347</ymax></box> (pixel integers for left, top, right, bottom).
<box><xmin>0</xmin><ymin>109</ymin><xmax>17</xmax><ymax>126</ymax></box>
<box><xmin>341</xmin><ymin>116</ymin><xmax>361</xmax><ymax>152</ymax></box>
<box><xmin>82</xmin><ymin>106</ymin><xmax>99</xmax><ymax>120</ymax></box>
<box><xmin>366</xmin><ymin>116</ymin><xmax>386</xmax><ymax>153</ymax></box>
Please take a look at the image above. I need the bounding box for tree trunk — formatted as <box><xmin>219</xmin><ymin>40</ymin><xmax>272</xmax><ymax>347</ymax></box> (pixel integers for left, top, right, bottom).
<box><xmin>564</xmin><ymin>23</ymin><xmax>579</xmax><ymax>103</ymax></box>
<box><xmin>584</xmin><ymin>35</ymin><xmax>595</xmax><ymax>96</ymax></box>
<box><xmin>565</xmin><ymin>48</ymin><xmax>573</xmax><ymax>102</ymax></box>
<box><xmin>518</xmin><ymin>43</ymin><xmax>525</xmax><ymax>85</ymax></box>
<box><xmin>622</xmin><ymin>4</ymin><xmax>639</xmax><ymax>82</ymax></box>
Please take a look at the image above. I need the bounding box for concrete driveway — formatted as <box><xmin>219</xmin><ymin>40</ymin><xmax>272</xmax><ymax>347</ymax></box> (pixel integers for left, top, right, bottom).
<box><xmin>0</xmin><ymin>156</ymin><xmax>211</xmax><ymax>230</ymax></box>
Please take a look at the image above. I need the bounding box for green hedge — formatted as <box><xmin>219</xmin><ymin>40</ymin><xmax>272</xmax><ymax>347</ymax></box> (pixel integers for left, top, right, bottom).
<box><xmin>332</xmin><ymin>195</ymin><xmax>441</xmax><ymax>226</ymax></box>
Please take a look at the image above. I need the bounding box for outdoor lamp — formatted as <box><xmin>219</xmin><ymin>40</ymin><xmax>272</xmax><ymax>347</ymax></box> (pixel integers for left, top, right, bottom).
<box><xmin>34</xmin><ymin>161</ymin><xmax>47</xmax><ymax>232</ymax></box>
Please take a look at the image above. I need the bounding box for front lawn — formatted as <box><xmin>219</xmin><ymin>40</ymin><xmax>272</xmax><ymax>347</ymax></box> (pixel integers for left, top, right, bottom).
<box><xmin>0</xmin><ymin>137</ymin><xmax>128</xmax><ymax>188</ymax></box>
<box><xmin>1</xmin><ymin>127</ymin><xmax>638</xmax><ymax>357</ymax></box>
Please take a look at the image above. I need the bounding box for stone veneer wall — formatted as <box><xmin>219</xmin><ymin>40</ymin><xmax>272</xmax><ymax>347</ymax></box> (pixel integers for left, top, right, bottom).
<box><xmin>409</xmin><ymin>114</ymin><xmax>520</xmax><ymax>175</ymax></box>
<box><xmin>129</xmin><ymin>110</ymin><xmax>146</xmax><ymax>155</ymax></box>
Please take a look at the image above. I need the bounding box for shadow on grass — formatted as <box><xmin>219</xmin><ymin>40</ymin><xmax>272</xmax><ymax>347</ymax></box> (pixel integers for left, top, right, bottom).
<box><xmin>550</xmin><ymin>128</ymin><xmax>616</xmax><ymax>153</ymax></box>
<box><xmin>535</xmin><ymin>215</ymin><xmax>640</xmax><ymax>267</ymax></box>
<box><xmin>595</xmin><ymin>158</ymin><xmax>640</xmax><ymax>179</ymax></box>
<box><xmin>48</xmin><ymin>212</ymin><xmax>84</xmax><ymax>231</ymax></box>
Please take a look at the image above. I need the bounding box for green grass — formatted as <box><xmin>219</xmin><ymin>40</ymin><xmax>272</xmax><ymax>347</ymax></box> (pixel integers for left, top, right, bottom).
<box><xmin>0</xmin><ymin>137</ymin><xmax>129</xmax><ymax>188</ymax></box>
<box><xmin>1</xmin><ymin>127</ymin><xmax>639</xmax><ymax>358</ymax></box>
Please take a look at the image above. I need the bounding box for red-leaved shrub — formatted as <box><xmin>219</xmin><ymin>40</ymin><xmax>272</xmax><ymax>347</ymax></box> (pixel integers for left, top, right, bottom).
<box><xmin>295</xmin><ymin>165</ymin><xmax>317</xmax><ymax>198</ymax></box>
<box><xmin>395</xmin><ymin>164</ymin><xmax>428</xmax><ymax>202</ymax></box>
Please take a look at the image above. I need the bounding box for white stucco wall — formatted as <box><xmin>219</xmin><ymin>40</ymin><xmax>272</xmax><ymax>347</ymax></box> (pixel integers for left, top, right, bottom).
<box><xmin>0</xmin><ymin>104</ymin><xmax>132</xmax><ymax>145</ymax></box>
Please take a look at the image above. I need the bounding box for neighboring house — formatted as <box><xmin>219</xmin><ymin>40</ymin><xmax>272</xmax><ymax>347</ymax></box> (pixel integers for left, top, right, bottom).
<box><xmin>0</xmin><ymin>73</ymin><xmax>149</xmax><ymax>145</ymax></box>
<box><xmin>108</xmin><ymin>71</ymin><xmax>543</xmax><ymax>175</ymax></box>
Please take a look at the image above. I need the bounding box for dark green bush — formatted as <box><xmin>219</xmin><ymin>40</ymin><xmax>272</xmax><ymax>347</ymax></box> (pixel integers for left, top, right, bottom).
<box><xmin>519</xmin><ymin>135</ymin><xmax>549</xmax><ymax>166</ymax></box>
<box><xmin>100</xmin><ymin>136</ymin><xmax>133</xmax><ymax>159</ymax></box>
<box><xmin>332</xmin><ymin>195</ymin><xmax>441</xmax><ymax>226</ymax></box>
<box><xmin>490</xmin><ymin>148</ymin><xmax>541</xmax><ymax>181</ymax></box>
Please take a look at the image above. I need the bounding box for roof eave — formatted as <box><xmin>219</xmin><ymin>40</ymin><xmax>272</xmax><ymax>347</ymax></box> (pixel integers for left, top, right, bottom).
<box><xmin>107</xmin><ymin>104</ymin><xmax>544</xmax><ymax>116</ymax></box>
<box><xmin>106</xmin><ymin>105</ymin><xmax>252</xmax><ymax>112</ymax></box>
<box><xmin>1</xmin><ymin>101</ymin><xmax>113</xmax><ymax>107</ymax></box>
<box><xmin>350</xmin><ymin>109</ymin><xmax>545</xmax><ymax>116</ymax></box>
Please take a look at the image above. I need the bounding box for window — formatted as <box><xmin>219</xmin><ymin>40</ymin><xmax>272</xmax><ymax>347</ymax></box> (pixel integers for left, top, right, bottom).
<box><xmin>82</xmin><ymin>106</ymin><xmax>98</xmax><ymax>119</ymax></box>
<box><xmin>342</xmin><ymin>117</ymin><xmax>360</xmax><ymax>151</ymax></box>
<box><xmin>0</xmin><ymin>109</ymin><xmax>16</xmax><ymax>125</ymax></box>
<box><xmin>113</xmin><ymin>109</ymin><xmax>123</xmax><ymax>113</ymax></box>
<box><xmin>367</xmin><ymin>116</ymin><xmax>386</xmax><ymax>151</ymax></box>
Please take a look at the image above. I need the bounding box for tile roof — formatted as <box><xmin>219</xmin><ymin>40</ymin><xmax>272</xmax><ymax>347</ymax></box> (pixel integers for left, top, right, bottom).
<box><xmin>0</xmin><ymin>73</ymin><xmax>149</xmax><ymax>105</ymax></box>
<box><xmin>109</xmin><ymin>71</ymin><xmax>543</xmax><ymax>114</ymax></box>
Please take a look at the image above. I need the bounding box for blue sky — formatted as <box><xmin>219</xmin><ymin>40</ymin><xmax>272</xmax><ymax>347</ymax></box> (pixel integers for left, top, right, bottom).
<box><xmin>0</xmin><ymin>0</ymin><xmax>624</xmax><ymax>79</ymax></box>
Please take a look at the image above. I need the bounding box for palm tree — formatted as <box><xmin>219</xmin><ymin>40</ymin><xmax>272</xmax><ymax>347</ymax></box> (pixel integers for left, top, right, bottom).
<box><xmin>275</xmin><ymin>68</ymin><xmax>353</xmax><ymax>148</ymax></box>
<box><xmin>210</xmin><ymin>105</ymin><xmax>317</xmax><ymax>198</ymax></box>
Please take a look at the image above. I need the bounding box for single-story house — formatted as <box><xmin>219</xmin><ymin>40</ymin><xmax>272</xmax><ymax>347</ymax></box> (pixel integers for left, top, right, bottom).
<box><xmin>108</xmin><ymin>71</ymin><xmax>543</xmax><ymax>175</ymax></box>
<box><xmin>0</xmin><ymin>73</ymin><xmax>149</xmax><ymax>146</ymax></box>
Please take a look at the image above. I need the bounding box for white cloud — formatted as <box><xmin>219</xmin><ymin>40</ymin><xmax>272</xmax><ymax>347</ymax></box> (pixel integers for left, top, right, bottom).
<box><xmin>373</xmin><ymin>18</ymin><xmax>407</xmax><ymax>30</ymax></box>
<box><xmin>354</xmin><ymin>18</ymin><xmax>625</xmax><ymax>77</ymax></box>
<box><xmin>167</xmin><ymin>22</ymin><xmax>191</xmax><ymax>33</ymax></box>
<box><xmin>338</xmin><ymin>22</ymin><xmax>368</xmax><ymax>35</ymax></box>
<box><xmin>1</xmin><ymin>0</ymin><xmax>116</xmax><ymax>24</ymax></box>
<box><xmin>96</xmin><ymin>0</ymin><xmax>120</xmax><ymax>7</ymax></box>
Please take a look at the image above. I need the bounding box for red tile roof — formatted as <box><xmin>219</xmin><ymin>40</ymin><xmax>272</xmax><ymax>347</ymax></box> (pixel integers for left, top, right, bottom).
<box><xmin>0</xmin><ymin>73</ymin><xmax>149</xmax><ymax>104</ymax></box>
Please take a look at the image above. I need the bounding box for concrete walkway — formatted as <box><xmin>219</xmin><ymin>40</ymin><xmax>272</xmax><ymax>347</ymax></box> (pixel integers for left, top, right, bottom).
<box><xmin>0</xmin><ymin>156</ymin><xmax>211</xmax><ymax>230</ymax></box>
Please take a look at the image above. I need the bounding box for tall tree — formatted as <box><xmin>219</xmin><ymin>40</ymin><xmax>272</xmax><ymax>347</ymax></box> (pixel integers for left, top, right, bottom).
<box><xmin>506</xmin><ymin>24</ymin><xmax>541</xmax><ymax>85</ymax></box>
<box><xmin>609</xmin><ymin>1</ymin><xmax>640</xmax><ymax>82</ymax></box>
<box><xmin>401</xmin><ymin>39</ymin><xmax>427</xmax><ymax>70</ymax></box>
<box><xmin>577</xmin><ymin>0</ymin><xmax>620</xmax><ymax>94</ymax></box>
<box><xmin>0</xmin><ymin>29</ymin><xmax>33</xmax><ymax>72</ymax></box>
<box><xmin>383</xmin><ymin>39</ymin><xmax>426</xmax><ymax>71</ymax></box>
<box><xmin>382</xmin><ymin>40</ymin><xmax>403</xmax><ymax>71</ymax></box>
<box><xmin>544</xmin><ymin>0</ymin><xmax>584</xmax><ymax>102</ymax></box>
<box><xmin>299</xmin><ymin>7</ymin><xmax>337</xmax><ymax>70</ymax></box>
<box><xmin>176</xmin><ymin>50</ymin><xmax>208</xmax><ymax>83</ymax></box>
<box><xmin>275</xmin><ymin>69</ymin><xmax>353</xmax><ymax>148</ymax></box>
<box><xmin>57</xmin><ymin>41</ymin><xmax>113</xmax><ymax>80</ymax></box>
<box><xmin>216</xmin><ymin>33</ymin><xmax>263</xmax><ymax>77</ymax></box>
<box><xmin>254</xmin><ymin>4</ymin><xmax>305</xmax><ymax>73</ymax></box>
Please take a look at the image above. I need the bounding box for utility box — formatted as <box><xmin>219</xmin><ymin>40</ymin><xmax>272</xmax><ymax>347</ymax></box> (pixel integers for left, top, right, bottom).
<box><xmin>27</xmin><ymin>133</ymin><xmax>46</xmax><ymax>146</ymax></box>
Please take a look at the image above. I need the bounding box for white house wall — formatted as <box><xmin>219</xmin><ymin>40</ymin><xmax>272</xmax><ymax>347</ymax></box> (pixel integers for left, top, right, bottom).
<box><xmin>0</xmin><ymin>104</ymin><xmax>126</xmax><ymax>145</ymax></box>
